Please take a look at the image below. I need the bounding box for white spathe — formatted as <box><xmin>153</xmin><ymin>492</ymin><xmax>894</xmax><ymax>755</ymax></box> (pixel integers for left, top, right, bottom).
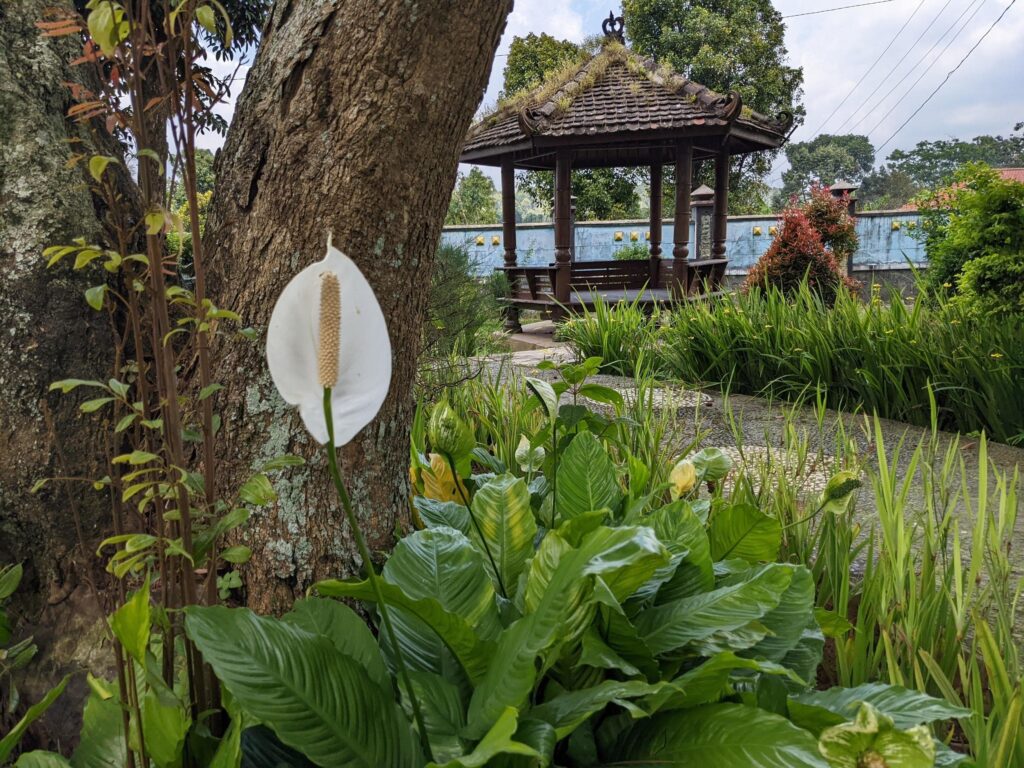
<box><xmin>266</xmin><ymin>235</ymin><xmax>392</xmax><ymax>446</ymax></box>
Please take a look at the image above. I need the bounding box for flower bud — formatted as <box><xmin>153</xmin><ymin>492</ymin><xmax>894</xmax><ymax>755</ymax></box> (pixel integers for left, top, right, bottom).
<box><xmin>427</xmin><ymin>400</ymin><xmax>475</xmax><ymax>460</ymax></box>
<box><xmin>669</xmin><ymin>459</ymin><xmax>697</xmax><ymax>500</ymax></box>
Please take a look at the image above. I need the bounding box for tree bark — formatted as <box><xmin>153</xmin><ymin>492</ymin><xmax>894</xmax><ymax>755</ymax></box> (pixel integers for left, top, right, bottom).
<box><xmin>204</xmin><ymin>0</ymin><xmax>512</xmax><ymax>613</ymax></box>
<box><xmin>0</xmin><ymin>0</ymin><xmax>122</xmax><ymax>746</ymax></box>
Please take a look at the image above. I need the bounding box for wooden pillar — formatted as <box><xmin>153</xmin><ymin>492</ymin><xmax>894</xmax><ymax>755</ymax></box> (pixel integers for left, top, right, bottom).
<box><xmin>712</xmin><ymin>141</ymin><xmax>729</xmax><ymax>259</ymax></box>
<box><xmin>553</xmin><ymin>150</ymin><xmax>572</xmax><ymax>314</ymax></box>
<box><xmin>500</xmin><ymin>157</ymin><xmax>522</xmax><ymax>333</ymax></box>
<box><xmin>649</xmin><ymin>163</ymin><xmax>663</xmax><ymax>287</ymax></box>
<box><xmin>672</xmin><ymin>142</ymin><xmax>693</xmax><ymax>298</ymax></box>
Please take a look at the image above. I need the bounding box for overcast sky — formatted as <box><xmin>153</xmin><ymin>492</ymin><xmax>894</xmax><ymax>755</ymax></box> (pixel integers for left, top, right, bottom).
<box><xmin>202</xmin><ymin>0</ymin><xmax>1024</xmax><ymax>185</ymax></box>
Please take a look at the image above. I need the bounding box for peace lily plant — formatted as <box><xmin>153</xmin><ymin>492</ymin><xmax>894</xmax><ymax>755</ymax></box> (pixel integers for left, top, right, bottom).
<box><xmin>265</xmin><ymin>235</ymin><xmax>433</xmax><ymax>760</ymax></box>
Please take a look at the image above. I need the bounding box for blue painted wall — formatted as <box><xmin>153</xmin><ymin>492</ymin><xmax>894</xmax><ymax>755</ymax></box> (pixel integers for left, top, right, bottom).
<box><xmin>441</xmin><ymin>211</ymin><xmax>925</xmax><ymax>274</ymax></box>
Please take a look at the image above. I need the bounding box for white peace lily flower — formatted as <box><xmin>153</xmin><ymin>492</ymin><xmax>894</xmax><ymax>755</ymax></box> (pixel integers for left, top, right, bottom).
<box><xmin>266</xmin><ymin>234</ymin><xmax>392</xmax><ymax>446</ymax></box>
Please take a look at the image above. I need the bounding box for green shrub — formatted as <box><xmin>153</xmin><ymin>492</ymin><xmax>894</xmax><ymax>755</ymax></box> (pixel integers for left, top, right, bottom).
<box><xmin>744</xmin><ymin>207</ymin><xmax>850</xmax><ymax>304</ymax></box>
<box><xmin>563</xmin><ymin>281</ymin><xmax>1024</xmax><ymax>444</ymax></box>
<box><xmin>611</xmin><ymin>242</ymin><xmax>650</xmax><ymax>260</ymax></box>
<box><xmin>955</xmin><ymin>249</ymin><xmax>1024</xmax><ymax>316</ymax></box>
<box><xmin>423</xmin><ymin>242</ymin><xmax>503</xmax><ymax>359</ymax></box>
<box><xmin>919</xmin><ymin>163</ymin><xmax>1024</xmax><ymax>293</ymax></box>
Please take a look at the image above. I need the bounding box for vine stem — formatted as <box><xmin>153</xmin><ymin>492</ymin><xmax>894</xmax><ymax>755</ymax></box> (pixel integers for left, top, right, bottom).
<box><xmin>322</xmin><ymin>389</ymin><xmax>433</xmax><ymax>762</ymax></box>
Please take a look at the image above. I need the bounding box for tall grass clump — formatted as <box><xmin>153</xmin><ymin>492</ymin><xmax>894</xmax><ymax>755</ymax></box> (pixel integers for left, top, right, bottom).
<box><xmin>565</xmin><ymin>282</ymin><xmax>1024</xmax><ymax>443</ymax></box>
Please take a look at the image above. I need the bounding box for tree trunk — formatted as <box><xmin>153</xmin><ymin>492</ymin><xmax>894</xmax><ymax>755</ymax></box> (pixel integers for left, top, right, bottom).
<box><xmin>0</xmin><ymin>0</ymin><xmax>122</xmax><ymax>747</ymax></box>
<box><xmin>204</xmin><ymin>0</ymin><xmax>512</xmax><ymax>613</ymax></box>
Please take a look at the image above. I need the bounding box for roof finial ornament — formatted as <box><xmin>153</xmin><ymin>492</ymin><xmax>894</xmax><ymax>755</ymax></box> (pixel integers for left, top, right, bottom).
<box><xmin>602</xmin><ymin>10</ymin><xmax>625</xmax><ymax>44</ymax></box>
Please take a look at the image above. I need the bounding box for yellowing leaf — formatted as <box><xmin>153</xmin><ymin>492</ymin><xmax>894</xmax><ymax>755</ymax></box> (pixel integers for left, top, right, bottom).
<box><xmin>88</xmin><ymin>155</ymin><xmax>115</xmax><ymax>182</ymax></box>
<box><xmin>195</xmin><ymin>5</ymin><xmax>217</xmax><ymax>34</ymax></box>
<box><xmin>145</xmin><ymin>210</ymin><xmax>165</xmax><ymax>236</ymax></box>
<box><xmin>423</xmin><ymin>452</ymin><xmax>468</xmax><ymax>503</ymax></box>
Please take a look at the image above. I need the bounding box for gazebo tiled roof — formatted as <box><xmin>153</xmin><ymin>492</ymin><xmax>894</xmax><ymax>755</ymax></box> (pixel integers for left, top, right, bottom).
<box><xmin>462</xmin><ymin>42</ymin><xmax>793</xmax><ymax>169</ymax></box>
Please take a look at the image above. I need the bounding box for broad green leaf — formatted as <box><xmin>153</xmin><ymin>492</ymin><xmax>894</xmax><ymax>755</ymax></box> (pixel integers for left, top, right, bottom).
<box><xmin>740</xmin><ymin>564</ymin><xmax>815</xmax><ymax>662</ymax></box>
<box><xmin>49</xmin><ymin>378</ymin><xmax>104</xmax><ymax>394</ymax></box>
<box><xmin>283</xmin><ymin>598</ymin><xmax>389</xmax><ymax>687</ymax></box>
<box><xmin>195</xmin><ymin>4</ymin><xmax>217</xmax><ymax>34</ymax></box>
<box><xmin>780</xmin><ymin>628</ymin><xmax>825</xmax><ymax>694</ymax></box>
<box><xmin>84</xmin><ymin>285</ymin><xmax>106</xmax><ymax>310</ymax></box>
<box><xmin>579</xmin><ymin>625</ymin><xmax>640</xmax><ymax>676</ymax></box>
<box><xmin>635</xmin><ymin>563</ymin><xmax>793</xmax><ymax>655</ymax></box>
<box><xmin>407</xmin><ymin>671</ymin><xmax>466</xmax><ymax>763</ymax></box>
<box><xmin>709</xmin><ymin>502</ymin><xmax>782</xmax><ymax>563</ymax></box>
<box><xmin>514</xmin><ymin>435</ymin><xmax>545</xmax><ymax>473</ymax></box>
<box><xmin>16</xmin><ymin>753</ymin><xmax>72</xmax><ymax>767</ymax></box>
<box><xmin>609</xmin><ymin>703</ymin><xmax>827</xmax><ymax>767</ymax></box>
<box><xmin>0</xmin><ymin>676</ymin><xmax>71</xmax><ymax>762</ymax></box>
<box><xmin>524</xmin><ymin>377</ymin><xmax>558</xmax><ymax>419</ymax></box>
<box><xmin>430</xmin><ymin>707</ymin><xmax>539</xmax><ymax>768</ymax></box>
<box><xmin>469</xmin><ymin>474</ymin><xmax>537</xmax><ymax>599</ymax></box>
<box><xmin>87</xmin><ymin>155</ymin><xmax>115</xmax><ymax>182</ymax></box>
<box><xmin>790</xmin><ymin>683</ymin><xmax>972</xmax><ymax>735</ymax></box>
<box><xmin>818</xmin><ymin>703</ymin><xmax>934</xmax><ymax>768</ymax></box>
<box><xmin>466</xmin><ymin>526</ymin><xmax>665</xmax><ymax>738</ymax></box>
<box><xmin>314</xmin><ymin>578</ymin><xmax>493</xmax><ymax>684</ymax></box>
<box><xmin>220</xmin><ymin>545</ymin><xmax>252</xmax><ymax>564</ymax></box>
<box><xmin>80</xmin><ymin>397</ymin><xmax>115</xmax><ymax>414</ymax></box>
<box><xmin>70</xmin><ymin>687</ymin><xmax>125</xmax><ymax>768</ymax></box>
<box><xmin>86</xmin><ymin>3</ymin><xmax>128</xmax><ymax>56</ymax></box>
<box><xmin>240</xmin><ymin>726</ymin><xmax>316</xmax><ymax>768</ymax></box>
<box><xmin>577</xmin><ymin>382</ymin><xmax>624</xmax><ymax>410</ymax></box>
<box><xmin>258</xmin><ymin>454</ymin><xmax>305</xmax><ymax>471</ymax></box>
<box><xmin>413</xmin><ymin>497</ymin><xmax>470</xmax><ymax>535</ymax></box>
<box><xmin>238</xmin><ymin>473</ymin><xmax>276</xmax><ymax>505</ymax></box>
<box><xmin>0</xmin><ymin>562</ymin><xmax>23</xmax><ymax>600</ymax></box>
<box><xmin>108</xmin><ymin>575</ymin><xmax>149</xmax><ymax>663</ymax></box>
<box><xmin>649</xmin><ymin>503</ymin><xmax>714</xmax><ymax>602</ymax></box>
<box><xmin>815</xmin><ymin>607</ymin><xmax>853</xmax><ymax>639</ymax></box>
<box><xmin>528</xmin><ymin>679</ymin><xmax>668</xmax><ymax>738</ymax></box>
<box><xmin>141</xmin><ymin>688</ymin><xmax>189</xmax><ymax>768</ymax></box>
<box><xmin>650</xmin><ymin>652</ymin><xmax>805</xmax><ymax>712</ymax></box>
<box><xmin>185</xmin><ymin>606</ymin><xmax>422</xmax><ymax>768</ymax></box>
<box><xmin>144</xmin><ymin>210</ymin><xmax>165</xmax><ymax>236</ymax></box>
<box><xmin>554</xmin><ymin>431</ymin><xmax>620</xmax><ymax>522</ymax></box>
<box><xmin>381</xmin><ymin>528</ymin><xmax>501</xmax><ymax>680</ymax></box>
<box><xmin>199</xmin><ymin>383</ymin><xmax>223</xmax><ymax>400</ymax></box>
<box><xmin>691</xmin><ymin>447</ymin><xmax>733</xmax><ymax>483</ymax></box>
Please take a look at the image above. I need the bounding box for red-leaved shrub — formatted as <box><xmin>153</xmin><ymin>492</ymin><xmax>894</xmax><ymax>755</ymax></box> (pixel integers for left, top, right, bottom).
<box><xmin>804</xmin><ymin>184</ymin><xmax>858</xmax><ymax>262</ymax></box>
<box><xmin>744</xmin><ymin>207</ymin><xmax>851</xmax><ymax>303</ymax></box>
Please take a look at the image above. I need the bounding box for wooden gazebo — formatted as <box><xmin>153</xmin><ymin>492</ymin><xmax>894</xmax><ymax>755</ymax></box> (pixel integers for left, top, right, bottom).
<box><xmin>460</xmin><ymin>13</ymin><xmax>792</xmax><ymax>330</ymax></box>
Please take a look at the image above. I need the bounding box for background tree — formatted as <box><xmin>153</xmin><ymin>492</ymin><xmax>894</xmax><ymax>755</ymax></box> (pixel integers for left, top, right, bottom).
<box><xmin>624</xmin><ymin>0</ymin><xmax>804</xmax><ymax>205</ymax></box>
<box><xmin>501</xmin><ymin>33</ymin><xmax>643</xmax><ymax>221</ymax></box>
<box><xmin>857</xmin><ymin>166</ymin><xmax>919</xmax><ymax>211</ymax></box>
<box><xmin>446</xmin><ymin>167</ymin><xmax>500</xmax><ymax>225</ymax></box>
<box><xmin>886</xmin><ymin>129</ymin><xmax>1024</xmax><ymax>188</ymax></box>
<box><xmin>169</xmin><ymin>147</ymin><xmax>216</xmax><ymax>210</ymax></box>
<box><xmin>203</xmin><ymin>1</ymin><xmax>512</xmax><ymax>613</ymax></box>
<box><xmin>501</xmin><ymin>32</ymin><xmax>586</xmax><ymax>98</ymax></box>
<box><xmin>780</xmin><ymin>134</ymin><xmax>874</xmax><ymax>200</ymax></box>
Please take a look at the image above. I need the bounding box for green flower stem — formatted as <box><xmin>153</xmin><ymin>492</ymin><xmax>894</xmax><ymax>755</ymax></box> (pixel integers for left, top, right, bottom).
<box><xmin>322</xmin><ymin>389</ymin><xmax>433</xmax><ymax>762</ymax></box>
<box><xmin>443</xmin><ymin>453</ymin><xmax>508</xmax><ymax>599</ymax></box>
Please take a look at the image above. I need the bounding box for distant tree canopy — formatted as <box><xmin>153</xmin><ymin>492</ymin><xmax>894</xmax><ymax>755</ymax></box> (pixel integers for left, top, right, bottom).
<box><xmin>625</xmin><ymin>0</ymin><xmax>804</xmax><ymax>205</ymax></box>
<box><xmin>781</xmin><ymin>134</ymin><xmax>874</xmax><ymax>200</ymax></box>
<box><xmin>446</xmin><ymin>167</ymin><xmax>499</xmax><ymax>225</ymax></box>
<box><xmin>885</xmin><ymin>133</ymin><xmax>1024</xmax><ymax>189</ymax></box>
<box><xmin>501</xmin><ymin>32</ymin><xmax>586</xmax><ymax>98</ymax></box>
<box><xmin>169</xmin><ymin>148</ymin><xmax>216</xmax><ymax>211</ymax></box>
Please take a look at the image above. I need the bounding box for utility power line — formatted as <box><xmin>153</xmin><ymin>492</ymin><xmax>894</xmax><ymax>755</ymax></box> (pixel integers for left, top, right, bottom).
<box><xmin>807</xmin><ymin>0</ymin><xmax>927</xmax><ymax>136</ymax></box>
<box><xmin>832</xmin><ymin>0</ymin><xmax>958</xmax><ymax>133</ymax></box>
<box><xmin>875</xmin><ymin>0</ymin><xmax>1017</xmax><ymax>150</ymax></box>
<box><xmin>783</xmin><ymin>0</ymin><xmax>893</xmax><ymax>18</ymax></box>
<box><xmin>852</xmin><ymin>0</ymin><xmax>988</xmax><ymax>133</ymax></box>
